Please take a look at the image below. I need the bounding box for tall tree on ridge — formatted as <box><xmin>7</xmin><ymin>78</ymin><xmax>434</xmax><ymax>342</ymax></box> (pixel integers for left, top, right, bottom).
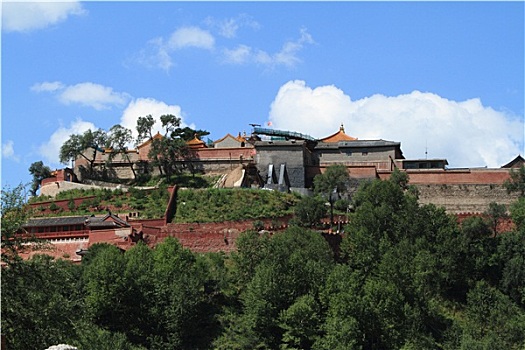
<box><xmin>28</xmin><ymin>161</ymin><xmax>52</xmax><ymax>196</ymax></box>
<box><xmin>314</xmin><ymin>164</ymin><xmax>351</xmax><ymax>225</ymax></box>
<box><xmin>136</xmin><ymin>114</ymin><xmax>163</xmax><ymax>176</ymax></box>
<box><xmin>107</xmin><ymin>124</ymin><xmax>136</xmax><ymax>180</ymax></box>
<box><xmin>59</xmin><ymin>129</ymin><xmax>108</xmax><ymax>179</ymax></box>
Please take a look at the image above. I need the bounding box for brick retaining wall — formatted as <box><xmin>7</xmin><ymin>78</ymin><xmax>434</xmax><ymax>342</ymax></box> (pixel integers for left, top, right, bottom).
<box><xmin>416</xmin><ymin>183</ymin><xmax>518</xmax><ymax>213</ymax></box>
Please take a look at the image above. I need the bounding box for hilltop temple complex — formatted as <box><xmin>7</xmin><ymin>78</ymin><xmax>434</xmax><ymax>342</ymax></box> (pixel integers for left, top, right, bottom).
<box><xmin>25</xmin><ymin>124</ymin><xmax>522</xmax><ymax>262</ymax></box>
<box><xmin>42</xmin><ymin>124</ymin><xmax>523</xmax><ymax>214</ymax></box>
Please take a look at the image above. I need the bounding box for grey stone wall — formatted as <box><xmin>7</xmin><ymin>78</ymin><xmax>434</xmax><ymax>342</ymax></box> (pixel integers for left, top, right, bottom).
<box><xmin>255</xmin><ymin>141</ymin><xmax>314</xmax><ymax>188</ymax></box>
<box><xmin>415</xmin><ymin>183</ymin><xmax>519</xmax><ymax>213</ymax></box>
<box><xmin>314</xmin><ymin>145</ymin><xmax>396</xmax><ymax>163</ymax></box>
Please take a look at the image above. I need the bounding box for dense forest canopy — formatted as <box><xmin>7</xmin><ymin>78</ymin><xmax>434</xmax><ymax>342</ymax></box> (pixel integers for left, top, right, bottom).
<box><xmin>2</xmin><ymin>169</ymin><xmax>525</xmax><ymax>349</ymax></box>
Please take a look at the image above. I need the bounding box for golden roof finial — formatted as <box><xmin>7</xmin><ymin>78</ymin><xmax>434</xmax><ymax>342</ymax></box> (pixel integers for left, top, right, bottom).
<box><xmin>340</xmin><ymin>123</ymin><xmax>345</xmax><ymax>133</ymax></box>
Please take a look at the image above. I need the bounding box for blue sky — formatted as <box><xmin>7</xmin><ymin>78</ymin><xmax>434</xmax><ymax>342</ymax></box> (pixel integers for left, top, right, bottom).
<box><xmin>2</xmin><ymin>1</ymin><xmax>524</xmax><ymax>190</ymax></box>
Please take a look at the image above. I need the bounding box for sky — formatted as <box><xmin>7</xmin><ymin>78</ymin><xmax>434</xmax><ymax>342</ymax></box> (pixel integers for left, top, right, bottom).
<box><xmin>2</xmin><ymin>1</ymin><xmax>524</xmax><ymax>190</ymax></box>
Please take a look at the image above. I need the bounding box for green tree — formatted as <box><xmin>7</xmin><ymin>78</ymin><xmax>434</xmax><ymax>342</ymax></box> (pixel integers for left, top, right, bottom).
<box><xmin>458</xmin><ymin>216</ymin><xmax>499</xmax><ymax>289</ymax></box>
<box><xmin>120</xmin><ymin>243</ymin><xmax>155</xmax><ymax>346</ymax></box>
<box><xmin>136</xmin><ymin>114</ymin><xmax>156</xmax><ymax>143</ymax></box>
<box><xmin>59</xmin><ymin>129</ymin><xmax>108</xmax><ymax>177</ymax></box>
<box><xmin>136</xmin><ymin>114</ymin><xmax>163</xmax><ymax>176</ymax></box>
<box><xmin>315</xmin><ymin>265</ymin><xmax>364</xmax><ymax>350</ymax></box>
<box><xmin>485</xmin><ymin>201</ymin><xmax>508</xmax><ymax>236</ymax></box>
<box><xmin>458</xmin><ymin>281</ymin><xmax>525</xmax><ymax>349</ymax></box>
<box><xmin>28</xmin><ymin>160</ymin><xmax>52</xmax><ymax>196</ymax></box>
<box><xmin>73</xmin><ymin>322</ymin><xmax>146</xmax><ymax>350</ymax></box>
<box><xmin>1</xmin><ymin>255</ymin><xmax>83</xmax><ymax>350</ymax></box>
<box><xmin>222</xmin><ymin>227</ymin><xmax>334</xmax><ymax>349</ymax></box>
<box><xmin>326</xmin><ymin>174</ymin><xmax>471</xmax><ymax>348</ymax></box>
<box><xmin>509</xmin><ymin>196</ymin><xmax>525</xmax><ymax>230</ymax></box>
<box><xmin>173</xmin><ymin>126</ymin><xmax>210</xmax><ymax>142</ymax></box>
<box><xmin>149</xmin><ymin>237</ymin><xmax>214</xmax><ymax>349</ymax></box>
<box><xmin>1</xmin><ymin>184</ymin><xmax>38</xmax><ymax>265</ymax></box>
<box><xmin>229</xmin><ymin>230</ymin><xmax>272</xmax><ymax>292</ymax></box>
<box><xmin>107</xmin><ymin>124</ymin><xmax>136</xmax><ymax>179</ymax></box>
<box><xmin>313</xmin><ymin>164</ymin><xmax>352</xmax><ymax>225</ymax></box>
<box><xmin>279</xmin><ymin>294</ymin><xmax>322</xmax><ymax>350</ymax></box>
<box><xmin>504</xmin><ymin>165</ymin><xmax>525</xmax><ymax>196</ymax></box>
<box><xmin>82</xmin><ymin>244</ymin><xmax>129</xmax><ymax>333</ymax></box>
<box><xmin>147</xmin><ymin>114</ymin><xmax>192</xmax><ymax>177</ymax></box>
<box><xmin>497</xmin><ymin>229</ymin><xmax>525</xmax><ymax>307</ymax></box>
<box><xmin>292</xmin><ymin>195</ymin><xmax>327</xmax><ymax>228</ymax></box>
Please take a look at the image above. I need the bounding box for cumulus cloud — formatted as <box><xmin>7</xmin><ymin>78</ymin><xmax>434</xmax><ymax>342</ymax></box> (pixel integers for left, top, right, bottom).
<box><xmin>268</xmin><ymin>80</ymin><xmax>524</xmax><ymax>168</ymax></box>
<box><xmin>39</xmin><ymin>96</ymin><xmax>194</xmax><ymax>165</ymax></box>
<box><xmin>120</xmin><ymin>98</ymin><xmax>194</xmax><ymax>143</ymax></box>
<box><xmin>38</xmin><ymin>119</ymin><xmax>96</xmax><ymax>166</ymax></box>
<box><xmin>168</xmin><ymin>26</ymin><xmax>215</xmax><ymax>50</ymax></box>
<box><xmin>32</xmin><ymin>81</ymin><xmax>131</xmax><ymax>110</ymax></box>
<box><xmin>2</xmin><ymin>140</ymin><xmax>19</xmax><ymax>162</ymax></box>
<box><xmin>2</xmin><ymin>1</ymin><xmax>86</xmax><ymax>33</ymax></box>
<box><xmin>222</xmin><ymin>28</ymin><xmax>314</xmax><ymax>68</ymax></box>
<box><xmin>58</xmin><ymin>83</ymin><xmax>130</xmax><ymax>110</ymax></box>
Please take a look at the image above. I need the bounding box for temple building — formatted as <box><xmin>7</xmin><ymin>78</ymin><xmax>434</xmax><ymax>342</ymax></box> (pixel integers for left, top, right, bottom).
<box><xmin>254</xmin><ymin>124</ymin><xmax>407</xmax><ymax>190</ymax></box>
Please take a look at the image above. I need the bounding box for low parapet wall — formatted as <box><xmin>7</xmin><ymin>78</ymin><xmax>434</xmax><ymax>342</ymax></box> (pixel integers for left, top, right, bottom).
<box><xmin>376</xmin><ymin>168</ymin><xmax>516</xmax><ymax>214</ymax></box>
<box><xmin>395</xmin><ymin>168</ymin><xmax>511</xmax><ymax>185</ymax></box>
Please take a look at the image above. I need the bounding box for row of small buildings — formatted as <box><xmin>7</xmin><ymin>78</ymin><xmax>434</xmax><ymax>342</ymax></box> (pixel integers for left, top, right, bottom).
<box><xmin>44</xmin><ymin>124</ymin><xmax>522</xmax><ymax>199</ymax></box>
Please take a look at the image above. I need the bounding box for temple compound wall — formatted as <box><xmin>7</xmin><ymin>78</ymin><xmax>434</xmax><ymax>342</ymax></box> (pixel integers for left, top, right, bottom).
<box><xmin>62</xmin><ymin>127</ymin><xmax>522</xmax><ymax>216</ymax></box>
<box><xmin>378</xmin><ymin>169</ymin><xmax>517</xmax><ymax>213</ymax></box>
<box><xmin>415</xmin><ymin>184</ymin><xmax>517</xmax><ymax>214</ymax></box>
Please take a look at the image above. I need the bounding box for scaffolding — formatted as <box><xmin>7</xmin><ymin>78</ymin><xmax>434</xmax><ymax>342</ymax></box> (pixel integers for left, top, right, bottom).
<box><xmin>252</xmin><ymin>127</ymin><xmax>317</xmax><ymax>141</ymax></box>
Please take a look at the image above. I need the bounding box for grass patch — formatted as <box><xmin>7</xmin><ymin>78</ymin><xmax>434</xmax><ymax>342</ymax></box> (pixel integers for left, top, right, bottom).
<box><xmin>175</xmin><ymin>188</ymin><xmax>300</xmax><ymax>223</ymax></box>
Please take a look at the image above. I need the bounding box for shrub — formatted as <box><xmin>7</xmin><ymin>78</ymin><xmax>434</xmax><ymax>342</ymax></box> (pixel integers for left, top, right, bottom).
<box><xmin>334</xmin><ymin>198</ymin><xmax>351</xmax><ymax>212</ymax></box>
<box><xmin>253</xmin><ymin>220</ymin><xmax>265</xmax><ymax>231</ymax></box>
<box><xmin>294</xmin><ymin>195</ymin><xmax>327</xmax><ymax>227</ymax></box>
<box><xmin>49</xmin><ymin>202</ymin><xmax>60</xmax><ymax>212</ymax></box>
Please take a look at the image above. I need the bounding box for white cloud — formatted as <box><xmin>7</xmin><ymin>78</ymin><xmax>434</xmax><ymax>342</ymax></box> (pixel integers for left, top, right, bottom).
<box><xmin>58</xmin><ymin>83</ymin><xmax>130</xmax><ymax>110</ymax></box>
<box><xmin>205</xmin><ymin>14</ymin><xmax>260</xmax><ymax>38</ymax></box>
<box><xmin>223</xmin><ymin>45</ymin><xmax>252</xmax><ymax>64</ymax></box>
<box><xmin>2</xmin><ymin>140</ymin><xmax>19</xmax><ymax>162</ymax></box>
<box><xmin>135</xmin><ymin>26</ymin><xmax>215</xmax><ymax>71</ymax></box>
<box><xmin>120</xmin><ymin>98</ymin><xmax>194</xmax><ymax>143</ymax></box>
<box><xmin>168</xmin><ymin>26</ymin><xmax>215</xmax><ymax>50</ymax></box>
<box><xmin>222</xmin><ymin>28</ymin><xmax>314</xmax><ymax>68</ymax></box>
<box><xmin>134</xmin><ymin>37</ymin><xmax>174</xmax><ymax>71</ymax></box>
<box><xmin>38</xmin><ymin>119</ymin><xmax>96</xmax><ymax>166</ymax></box>
<box><xmin>2</xmin><ymin>1</ymin><xmax>86</xmax><ymax>33</ymax></box>
<box><xmin>32</xmin><ymin>81</ymin><xmax>131</xmax><ymax>110</ymax></box>
<box><xmin>268</xmin><ymin>80</ymin><xmax>524</xmax><ymax>168</ymax></box>
<box><xmin>30</xmin><ymin>81</ymin><xmax>65</xmax><ymax>93</ymax></box>
<box><xmin>271</xmin><ymin>28</ymin><xmax>314</xmax><ymax>67</ymax></box>
<box><xmin>136</xmin><ymin>24</ymin><xmax>312</xmax><ymax>71</ymax></box>
<box><xmin>217</xmin><ymin>18</ymin><xmax>241</xmax><ymax>39</ymax></box>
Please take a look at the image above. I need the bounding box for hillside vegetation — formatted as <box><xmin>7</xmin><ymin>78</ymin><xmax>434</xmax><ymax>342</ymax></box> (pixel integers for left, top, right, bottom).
<box><xmin>3</xmin><ymin>173</ymin><xmax>525</xmax><ymax>350</ymax></box>
<box><xmin>175</xmin><ymin>188</ymin><xmax>299</xmax><ymax>223</ymax></box>
<box><xmin>27</xmin><ymin>186</ymin><xmax>301</xmax><ymax>222</ymax></box>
